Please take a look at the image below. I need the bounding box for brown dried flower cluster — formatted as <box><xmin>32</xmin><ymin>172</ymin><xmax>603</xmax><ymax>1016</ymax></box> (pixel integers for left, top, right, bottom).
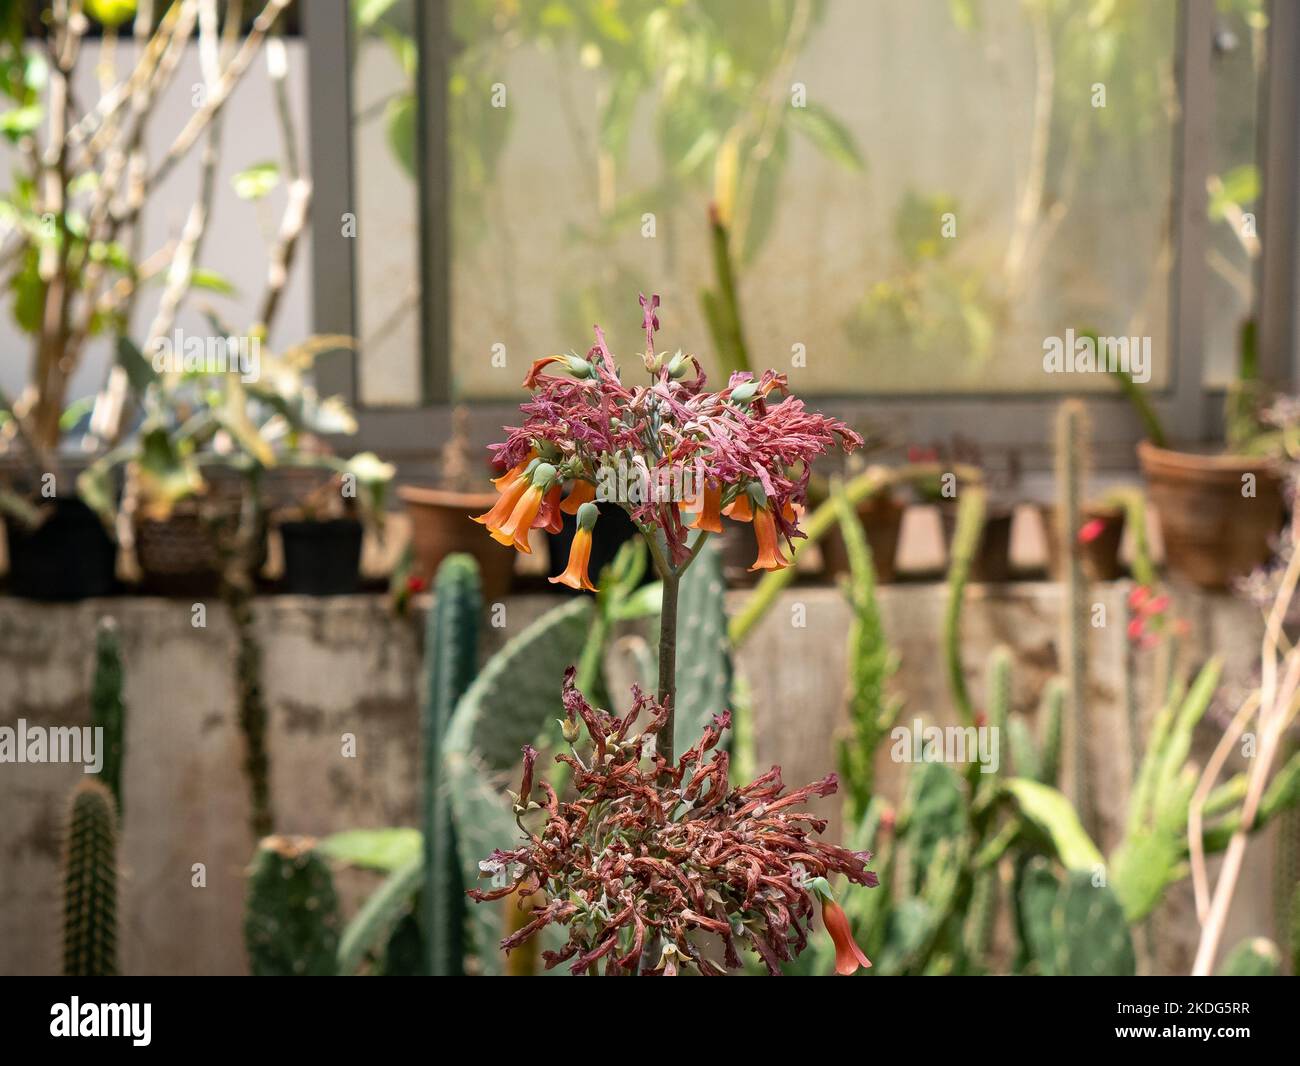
<box><xmin>469</xmin><ymin>668</ymin><xmax>878</xmax><ymax>975</ymax></box>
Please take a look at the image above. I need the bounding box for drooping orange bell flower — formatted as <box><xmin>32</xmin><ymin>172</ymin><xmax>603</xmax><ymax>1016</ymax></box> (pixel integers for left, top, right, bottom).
<box><xmin>560</xmin><ymin>479</ymin><xmax>596</xmax><ymax>515</ymax></box>
<box><xmin>480</xmin><ymin>462</ymin><xmax>556</xmax><ymax>553</ymax></box>
<box><xmin>536</xmin><ymin>483</ymin><xmax>564</xmax><ymax>534</ymax></box>
<box><xmin>723</xmin><ymin>490</ymin><xmax>753</xmax><ymax>522</ymax></box>
<box><xmin>492</xmin><ymin>450</ymin><xmax>537</xmax><ymax>492</ymax></box>
<box><xmin>749</xmin><ymin>504</ymin><xmax>788</xmax><ymax>571</ymax></box>
<box><xmin>474</xmin><ymin>471</ymin><xmax>531</xmax><ymax>533</ymax></box>
<box><xmin>820</xmin><ymin>895</ymin><xmax>871</xmax><ymax>976</ymax></box>
<box><xmin>550</xmin><ymin>502</ymin><xmax>599</xmax><ymax>591</ymax></box>
<box><xmin>687</xmin><ymin>479</ymin><xmax>722</xmax><ymax>534</ymax></box>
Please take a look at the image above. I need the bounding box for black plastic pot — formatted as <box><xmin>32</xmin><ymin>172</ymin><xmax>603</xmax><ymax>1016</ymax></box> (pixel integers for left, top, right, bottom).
<box><xmin>5</xmin><ymin>497</ymin><xmax>116</xmax><ymax>600</ymax></box>
<box><xmin>279</xmin><ymin>518</ymin><xmax>363</xmax><ymax>595</ymax></box>
<box><xmin>546</xmin><ymin>502</ymin><xmax>641</xmax><ymax>589</ymax></box>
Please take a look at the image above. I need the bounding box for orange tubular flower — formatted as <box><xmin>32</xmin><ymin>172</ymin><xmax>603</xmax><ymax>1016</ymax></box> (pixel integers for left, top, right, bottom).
<box><xmin>560</xmin><ymin>479</ymin><xmax>596</xmax><ymax>515</ymax></box>
<box><xmin>536</xmin><ymin>483</ymin><xmax>564</xmax><ymax>534</ymax></box>
<box><xmin>820</xmin><ymin>895</ymin><xmax>871</xmax><ymax>976</ymax></box>
<box><xmin>749</xmin><ymin>505</ymin><xmax>788</xmax><ymax>572</ymax></box>
<box><xmin>492</xmin><ymin>450</ymin><xmax>537</xmax><ymax>492</ymax></box>
<box><xmin>688</xmin><ymin>480</ymin><xmax>723</xmax><ymax>534</ymax></box>
<box><xmin>723</xmin><ymin>490</ymin><xmax>753</xmax><ymax>522</ymax></box>
<box><xmin>483</xmin><ymin>462</ymin><xmax>556</xmax><ymax>553</ymax></box>
<box><xmin>474</xmin><ymin>472</ymin><xmax>531</xmax><ymax>532</ymax></box>
<box><xmin>550</xmin><ymin>502</ymin><xmax>599</xmax><ymax>591</ymax></box>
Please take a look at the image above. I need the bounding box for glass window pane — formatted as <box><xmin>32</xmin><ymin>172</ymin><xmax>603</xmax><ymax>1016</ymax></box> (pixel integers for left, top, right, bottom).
<box><xmin>448</xmin><ymin>0</ymin><xmax>1177</xmax><ymax>399</ymax></box>
<box><xmin>1204</xmin><ymin>0</ymin><xmax>1266</xmax><ymax>387</ymax></box>
<box><xmin>352</xmin><ymin>0</ymin><xmax>422</xmax><ymax>407</ymax></box>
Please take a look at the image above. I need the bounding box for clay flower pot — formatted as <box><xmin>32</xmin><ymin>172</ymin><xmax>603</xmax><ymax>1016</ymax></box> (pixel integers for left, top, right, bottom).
<box><xmin>820</xmin><ymin>492</ymin><xmax>906</xmax><ymax>584</ymax></box>
<box><xmin>1041</xmin><ymin>503</ymin><xmax>1126</xmax><ymax>582</ymax></box>
<box><xmin>399</xmin><ymin>486</ymin><xmax>515</xmax><ymax>601</ymax></box>
<box><xmin>1137</xmin><ymin>440</ymin><xmax>1284</xmax><ymax>590</ymax></box>
<box><xmin>939</xmin><ymin>501</ymin><xmax>1014</xmax><ymax>582</ymax></box>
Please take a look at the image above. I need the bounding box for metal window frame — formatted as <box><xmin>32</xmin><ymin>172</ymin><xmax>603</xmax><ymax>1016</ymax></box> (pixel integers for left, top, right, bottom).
<box><xmin>304</xmin><ymin>0</ymin><xmax>1295</xmax><ymax>476</ymax></box>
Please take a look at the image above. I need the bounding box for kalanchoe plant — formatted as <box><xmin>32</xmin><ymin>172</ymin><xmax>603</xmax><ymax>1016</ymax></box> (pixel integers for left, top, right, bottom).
<box><xmin>476</xmin><ymin>294</ymin><xmax>861</xmax><ymax>762</ymax></box>
<box><xmin>470</xmin><ymin>669</ymin><xmax>877</xmax><ymax>975</ymax></box>
<box><xmin>469</xmin><ymin>296</ymin><xmax>875</xmax><ymax>974</ymax></box>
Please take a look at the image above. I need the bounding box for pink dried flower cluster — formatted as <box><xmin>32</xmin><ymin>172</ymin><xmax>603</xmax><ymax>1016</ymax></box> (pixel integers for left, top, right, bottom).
<box><xmin>485</xmin><ymin>295</ymin><xmax>862</xmax><ymax>568</ymax></box>
<box><xmin>469</xmin><ymin>668</ymin><xmax>878</xmax><ymax>976</ymax></box>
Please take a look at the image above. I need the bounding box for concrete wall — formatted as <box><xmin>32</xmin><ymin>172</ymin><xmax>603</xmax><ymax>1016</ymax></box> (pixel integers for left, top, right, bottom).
<box><xmin>0</xmin><ymin>583</ymin><xmax>1281</xmax><ymax>975</ymax></box>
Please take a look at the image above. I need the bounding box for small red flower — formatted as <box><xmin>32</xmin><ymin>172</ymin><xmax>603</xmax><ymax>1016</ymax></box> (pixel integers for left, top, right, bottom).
<box><xmin>1128</xmin><ymin>585</ymin><xmax>1152</xmax><ymax>611</ymax></box>
<box><xmin>406</xmin><ymin>576</ymin><xmax>427</xmax><ymax>594</ymax></box>
<box><xmin>1077</xmin><ymin>518</ymin><xmax>1106</xmax><ymax>544</ymax></box>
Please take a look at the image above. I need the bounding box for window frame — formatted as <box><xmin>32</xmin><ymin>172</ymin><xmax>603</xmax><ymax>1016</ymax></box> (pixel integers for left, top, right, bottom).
<box><xmin>304</xmin><ymin>0</ymin><xmax>1300</xmax><ymax>475</ymax></box>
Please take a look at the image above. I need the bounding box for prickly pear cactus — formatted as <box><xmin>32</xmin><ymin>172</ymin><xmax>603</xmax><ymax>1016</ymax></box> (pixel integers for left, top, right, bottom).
<box><xmin>244</xmin><ymin>836</ymin><xmax>341</xmax><ymax>976</ymax></box>
<box><xmin>1017</xmin><ymin>859</ymin><xmax>1135</xmax><ymax>976</ymax></box>
<box><xmin>90</xmin><ymin>617</ymin><xmax>126</xmax><ymax>815</ymax></box>
<box><xmin>674</xmin><ymin>538</ymin><xmax>732</xmax><ymax>750</ymax></box>
<box><xmin>62</xmin><ymin>780</ymin><xmax>118</xmax><ymax>977</ymax></box>
<box><xmin>443</xmin><ymin>596</ymin><xmax>593</xmax><ymax>973</ymax></box>
<box><xmin>422</xmin><ymin>554</ymin><xmax>481</xmax><ymax>976</ymax></box>
<box><xmin>1217</xmin><ymin>937</ymin><xmax>1281</xmax><ymax>977</ymax></box>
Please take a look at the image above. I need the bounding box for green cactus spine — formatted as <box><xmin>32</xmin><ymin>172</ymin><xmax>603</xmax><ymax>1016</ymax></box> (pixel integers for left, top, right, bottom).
<box><xmin>1054</xmin><ymin>400</ymin><xmax>1095</xmax><ymax>841</ymax></box>
<box><xmin>943</xmin><ymin>485</ymin><xmax>986</xmax><ymax>726</ymax></box>
<box><xmin>62</xmin><ymin>779</ymin><xmax>119</xmax><ymax>977</ymax></box>
<box><xmin>422</xmin><ymin>553</ymin><xmax>481</xmax><ymax>977</ymax></box>
<box><xmin>90</xmin><ymin>617</ymin><xmax>126</xmax><ymax>816</ymax></box>
<box><xmin>244</xmin><ymin>835</ymin><xmax>341</xmax><ymax>976</ymax></box>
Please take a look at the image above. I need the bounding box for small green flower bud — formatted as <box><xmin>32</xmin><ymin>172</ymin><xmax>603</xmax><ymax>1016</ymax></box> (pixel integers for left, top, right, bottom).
<box><xmin>531</xmin><ymin>461</ymin><xmax>558</xmax><ymax>488</ymax></box>
<box><xmin>666</xmin><ymin>350</ymin><xmax>691</xmax><ymax>379</ymax></box>
<box><xmin>729</xmin><ymin>381</ymin><xmax>758</xmax><ymax>404</ymax></box>
<box><xmin>560</xmin><ymin>717</ymin><xmax>581</xmax><ymax>744</ymax></box>
<box><xmin>576</xmin><ymin>501</ymin><xmax>599</xmax><ymax>531</ymax></box>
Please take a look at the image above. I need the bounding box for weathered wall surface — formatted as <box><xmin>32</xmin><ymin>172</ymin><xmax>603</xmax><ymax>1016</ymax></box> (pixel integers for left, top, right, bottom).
<box><xmin>0</xmin><ymin>584</ymin><xmax>1279</xmax><ymax>975</ymax></box>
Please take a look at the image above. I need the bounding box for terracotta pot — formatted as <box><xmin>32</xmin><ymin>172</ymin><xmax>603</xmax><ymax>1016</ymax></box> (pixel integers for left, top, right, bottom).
<box><xmin>939</xmin><ymin>502</ymin><xmax>1014</xmax><ymax>582</ymax></box>
<box><xmin>1041</xmin><ymin>503</ymin><xmax>1126</xmax><ymax>582</ymax></box>
<box><xmin>819</xmin><ymin>493</ymin><xmax>905</xmax><ymax>583</ymax></box>
<box><xmin>1137</xmin><ymin>440</ymin><xmax>1284</xmax><ymax>590</ymax></box>
<box><xmin>399</xmin><ymin>486</ymin><xmax>514</xmax><ymax>601</ymax></box>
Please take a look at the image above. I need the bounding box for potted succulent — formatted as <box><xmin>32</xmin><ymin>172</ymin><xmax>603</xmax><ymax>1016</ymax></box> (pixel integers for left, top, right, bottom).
<box><xmin>0</xmin><ymin>1</ymin><xmax>294</xmax><ymax>599</ymax></box>
<box><xmin>399</xmin><ymin>406</ymin><xmax>516</xmax><ymax>601</ymax></box>
<box><xmin>913</xmin><ymin>440</ymin><xmax>1021</xmax><ymax>581</ymax></box>
<box><xmin>819</xmin><ymin>436</ymin><xmax>906</xmax><ymax>583</ymax></box>
<box><xmin>1124</xmin><ymin>322</ymin><xmax>1286</xmax><ymax>589</ymax></box>
<box><xmin>276</xmin><ymin>452</ymin><xmax>394</xmax><ymax>596</ymax></box>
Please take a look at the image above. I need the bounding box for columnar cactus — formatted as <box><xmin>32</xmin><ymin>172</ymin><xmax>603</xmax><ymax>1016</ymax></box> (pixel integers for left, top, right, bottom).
<box><xmin>944</xmin><ymin>486</ymin><xmax>986</xmax><ymax>726</ymax></box>
<box><xmin>1054</xmin><ymin>399</ymin><xmax>1095</xmax><ymax>840</ymax></box>
<box><xmin>422</xmin><ymin>553</ymin><xmax>481</xmax><ymax>976</ymax></box>
<box><xmin>62</xmin><ymin>780</ymin><xmax>118</xmax><ymax>977</ymax></box>
<box><xmin>90</xmin><ymin>617</ymin><xmax>126</xmax><ymax>815</ymax></box>
<box><xmin>243</xmin><ymin>836</ymin><xmax>340</xmax><ymax>976</ymax></box>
